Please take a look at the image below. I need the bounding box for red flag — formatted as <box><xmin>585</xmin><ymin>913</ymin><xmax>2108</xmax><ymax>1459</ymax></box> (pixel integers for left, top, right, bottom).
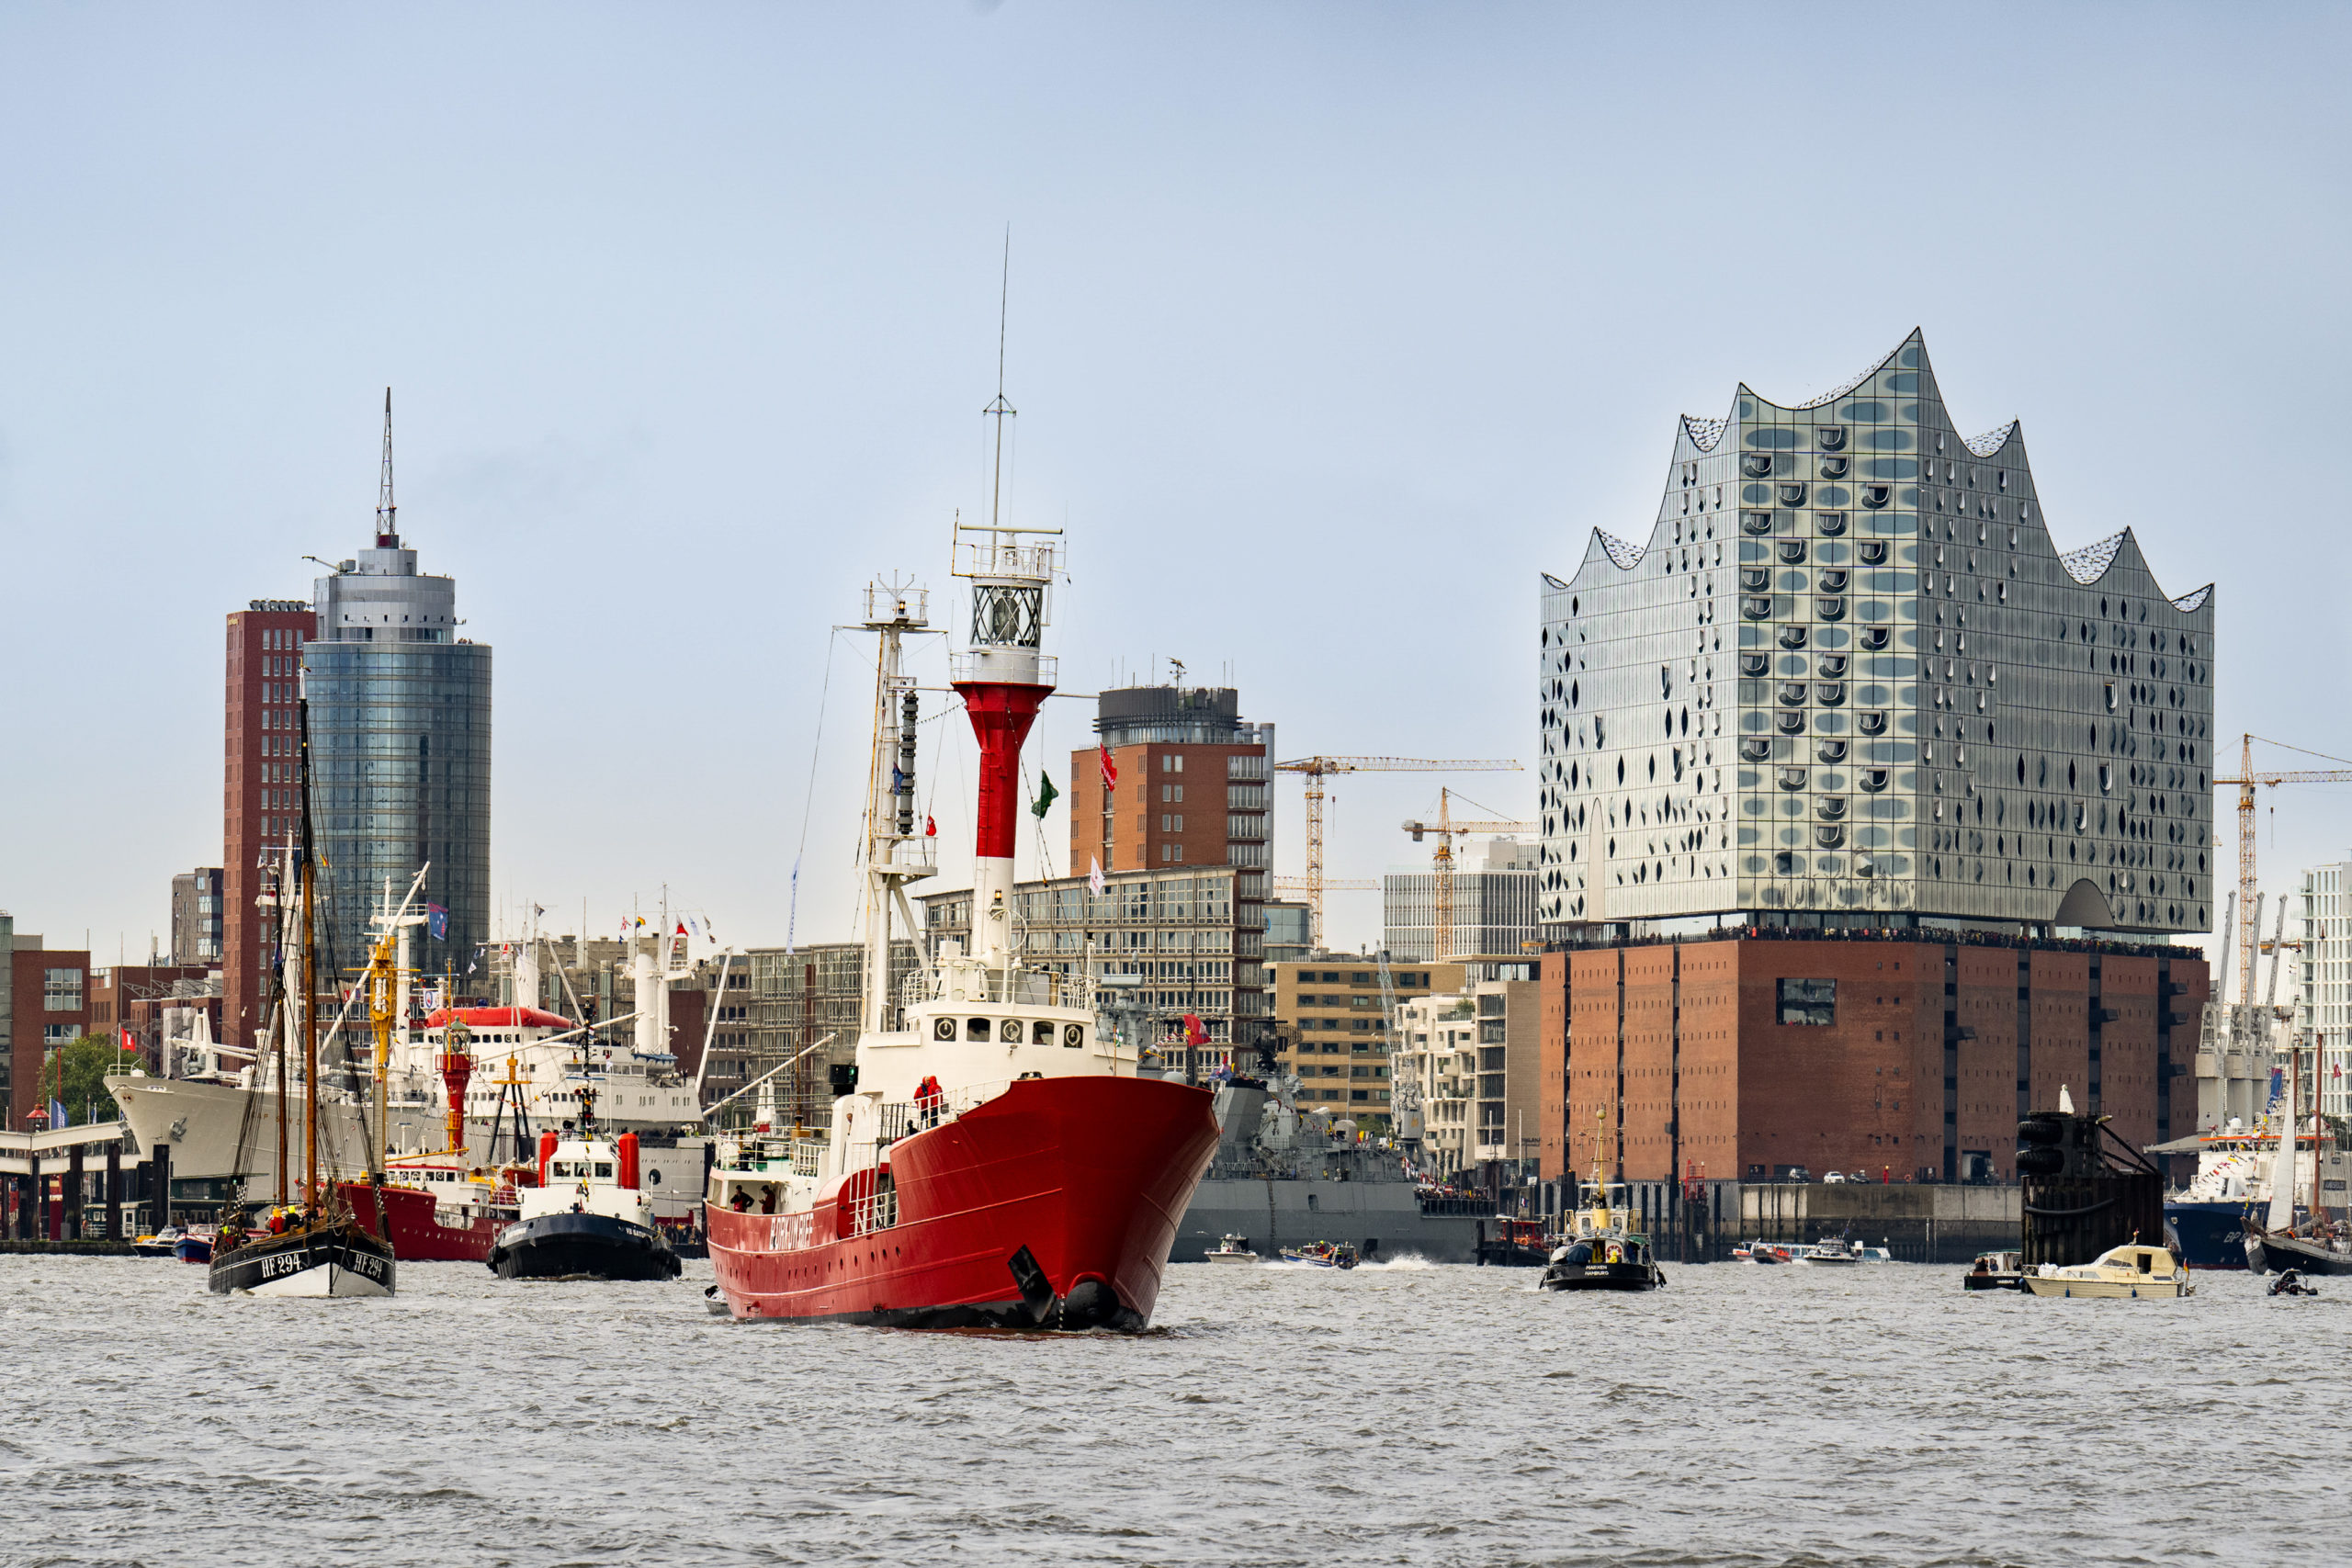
<box><xmin>120</xmin><ymin>1025</ymin><xmax>136</xmax><ymax>1055</ymax></box>
<box><xmin>1182</xmin><ymin>1013</ymin><xmax>1207</xmax><ymax>1047</ymax></box>
<box><xmin>1100</xmin><ymin>745</ymin><xmax>1118</xmax><ymax>792</ymax></box>
<box><xmin>674</xmin><ymin>921</ymin><xmax>687</xmax><ymax>936</ymax></box>
<box><xmin>925</xmin><ymin>815</ymin><xmax>937</xmax><ymax>837</ymax></box>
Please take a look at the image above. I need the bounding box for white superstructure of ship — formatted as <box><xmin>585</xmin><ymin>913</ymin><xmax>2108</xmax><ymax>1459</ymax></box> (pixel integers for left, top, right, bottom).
<box><xmin>108</xmin><ymin>876</ymin><xmax>713</xmax><ymax>1215</ymax></box>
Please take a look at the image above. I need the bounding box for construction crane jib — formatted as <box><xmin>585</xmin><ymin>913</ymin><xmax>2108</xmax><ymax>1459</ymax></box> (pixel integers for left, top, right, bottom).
<box><xmin>1401</xmin><ymin>786</ymin><xmax>1536</xmax><ymax>963</ymax></box>
<box><xmin>1274</xmin><ymin>756</ymin><xmax>1519</xmax><ymax>950</ymax></box>
<box><xmin>2214</xmin><ymin>733</ymin><xmax>2352</xmax><ymax>1021</ymax></box>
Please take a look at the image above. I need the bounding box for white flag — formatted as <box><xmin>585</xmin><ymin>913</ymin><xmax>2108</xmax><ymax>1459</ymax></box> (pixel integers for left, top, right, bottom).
<box><xmin>1088</xmin><ymin>857</ymin><xmax>1105</xmax><ymax>896</ymax></box>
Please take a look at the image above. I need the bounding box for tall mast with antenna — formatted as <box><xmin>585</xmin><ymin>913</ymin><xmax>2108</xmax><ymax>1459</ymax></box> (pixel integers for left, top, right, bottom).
<box><xmin>985</xmin><ymin>229</ymin><xmax>1014</xmax><ymax>535</ymax></box>
<box><xmin>375</xmin><ymin>388</ymin><xmax>399</xmax><ymax>547</ymax></box>
<box><xmin>952</xmin><ymin>229</ymin><xmax>1060</xmax><ymax>973</ymax></box>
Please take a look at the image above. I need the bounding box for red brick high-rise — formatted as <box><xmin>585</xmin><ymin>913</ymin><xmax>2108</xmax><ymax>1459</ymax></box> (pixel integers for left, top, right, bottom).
<box><xmin>221</xmin><ymin>599</ymin><xmax>313</xmax><ymax>1058</ymax></box>
<box><xmin>1068</xmin><ymin>683</ymin><xmax>1272</xmax><ymax>878</ymax></box>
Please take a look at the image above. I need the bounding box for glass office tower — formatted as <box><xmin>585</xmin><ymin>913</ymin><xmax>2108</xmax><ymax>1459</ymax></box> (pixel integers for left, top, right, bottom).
<box><xmin>305</xmin><ymin>525</ymin><xmax>492</xmax><ymax>982</ymax></box>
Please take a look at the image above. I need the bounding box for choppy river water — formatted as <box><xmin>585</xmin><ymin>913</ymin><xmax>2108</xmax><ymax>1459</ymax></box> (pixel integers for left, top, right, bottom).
<box><xmin>0</xmin><ymin>1255</ymin><xmax>2342</xmax><ymax>1567</ymax></box>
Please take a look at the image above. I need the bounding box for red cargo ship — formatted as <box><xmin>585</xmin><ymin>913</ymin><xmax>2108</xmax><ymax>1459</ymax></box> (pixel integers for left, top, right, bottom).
<box><xmin>706</xmin><ymin>449</ymin><xmax>1218</xmax><ymax>1330</ymax></box>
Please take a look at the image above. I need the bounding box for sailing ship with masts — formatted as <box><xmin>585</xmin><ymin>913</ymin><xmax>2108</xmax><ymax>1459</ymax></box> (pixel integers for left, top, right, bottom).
<box><xmin>207</xmin><ymin>680</ymin><xmax>397</xmax><ymax>1297</ymax></box>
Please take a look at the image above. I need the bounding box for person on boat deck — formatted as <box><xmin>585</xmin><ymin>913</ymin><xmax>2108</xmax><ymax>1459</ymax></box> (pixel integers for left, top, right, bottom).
<box><xmin>729</xmin><ymin>1189</ymin><xmax>753</xmax><ymax>1213</ymax></box>
<box><xmin>760</xmin><ymin>1184</ymin><xmax>779</xmax><ymax>1214</ymax></box>
<box><xmin>266</xmin><ymin>1209</ymin><xmax>287</xmax><ymax>1235</ymax></box>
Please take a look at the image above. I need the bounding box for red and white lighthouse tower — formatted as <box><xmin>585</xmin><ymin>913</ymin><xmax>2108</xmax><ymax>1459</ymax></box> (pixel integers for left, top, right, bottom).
<box><xmin>950</xmin><ymin>357</ymin><xmax>1058</xmax><ymax>967</ymax></box>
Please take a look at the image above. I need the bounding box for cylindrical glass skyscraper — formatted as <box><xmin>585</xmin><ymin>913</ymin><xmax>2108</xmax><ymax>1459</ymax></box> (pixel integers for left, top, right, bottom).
<box><xmin>304</xmin><ymin>524</ymin><xmax>492</xmax><ymax>987</ymax></box>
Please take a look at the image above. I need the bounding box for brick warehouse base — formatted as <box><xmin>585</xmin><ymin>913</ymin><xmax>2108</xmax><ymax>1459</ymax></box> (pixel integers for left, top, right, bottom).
<box><xmin>1539</xmin><ymin>929</ymin><xmax>2207</xmax><ymax>1190</ymax></box>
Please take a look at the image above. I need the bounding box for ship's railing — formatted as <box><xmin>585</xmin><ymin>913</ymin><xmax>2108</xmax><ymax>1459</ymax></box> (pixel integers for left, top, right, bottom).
<box><xmin>901</xmin><ymin>967</ymin><xmax>1088</xmax><ymax>1010</ymax></box>
<box><xmin>947</xmin><ymin>649</ymin><xmax>1058</xmax><ymax>686</ymax></box>
<box><xmin>872</xmin><ymin>1079</ymin><xmax>1012</xmax><ymax>1148</ymax></box>
<box><xmin>844</xmin><ymin>1177</ymin><xmax>899</xmax><ymax>1237</ymax></box>
<box><xmin>790</xmin><ymin>1139</ymin><xmax>823</xmax><ymax>1178</ymax></box>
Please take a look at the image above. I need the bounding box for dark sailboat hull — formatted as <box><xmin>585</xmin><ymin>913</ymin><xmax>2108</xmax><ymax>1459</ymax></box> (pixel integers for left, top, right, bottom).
<box><xmin>2245</xmin><ymin>1234</ymin><xmax>2352</xmax><ymax>1276</ymax></box>
<box><xmin>208</xmin><ymin>1225</ymin><xmax>396</xmax><ymax>1297</ymax></box>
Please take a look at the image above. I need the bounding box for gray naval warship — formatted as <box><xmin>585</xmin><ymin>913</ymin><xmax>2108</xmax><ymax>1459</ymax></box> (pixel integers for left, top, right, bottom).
<box><xmin>1170</xmin><ymin>1075</ymin><xmax>1498</xmax><ymax>1264</ymax></box>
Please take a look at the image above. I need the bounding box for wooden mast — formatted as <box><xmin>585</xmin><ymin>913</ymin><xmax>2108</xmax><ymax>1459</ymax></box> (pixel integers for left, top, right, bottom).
<box><xmin>299</xmin><ymin>687</ymin><xmax>320</xmax><ymax>1218</ymax></box>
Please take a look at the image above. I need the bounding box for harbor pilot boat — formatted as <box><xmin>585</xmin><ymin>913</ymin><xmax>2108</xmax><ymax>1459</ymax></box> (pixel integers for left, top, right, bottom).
<box><xmin>1539</xmin><ymin>1125</ymin><xmax>1664</xmax><ymax>1292</ymax></box>
<box><xmin>703</xmin><ymin>507</ymin><xmax>1220</xmax><ymax>1331</ymax></box>
<box><xmin>489</xmin><ymin>1102</ymin><xmax>679</xmax><ymax>1281</ymax></box>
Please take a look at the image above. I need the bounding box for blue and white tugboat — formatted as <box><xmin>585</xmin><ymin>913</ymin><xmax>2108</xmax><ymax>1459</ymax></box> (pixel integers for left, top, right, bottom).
<box><xmin>488</xmin><ymin>1091</ymin><xmax>680</xmax><ymax>1281</ymax></box>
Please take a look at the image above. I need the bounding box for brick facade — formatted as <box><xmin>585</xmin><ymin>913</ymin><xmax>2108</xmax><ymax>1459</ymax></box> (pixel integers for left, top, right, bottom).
<box><xmin>1539</xmin><ymin>933</ymin><xmax>2206</xmax><ymax>1189</ymax></box>
<box><xmin>221</xmin><ymin>602</ymin><xmax>314</xmax><ymax>1060</ymax></box>
<box><xmin>1069</xmin><ymin>741</ymin><xmax>1266</xmax><ymax>875</ymax></box>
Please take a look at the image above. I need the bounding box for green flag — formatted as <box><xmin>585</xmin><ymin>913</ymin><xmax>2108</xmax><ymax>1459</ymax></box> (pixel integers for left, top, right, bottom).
<box><xmin>1032</xmin><ymin>772</ymin><xmax>1059</xmax><ymax>819</ymax></box>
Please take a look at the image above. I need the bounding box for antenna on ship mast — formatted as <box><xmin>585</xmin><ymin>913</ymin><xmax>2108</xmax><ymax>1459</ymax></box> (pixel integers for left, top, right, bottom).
<box><xmin>985</xmin><ymin>227</ymin><xmax>1014</xmax><ymax>536</ymax></box>
<box><xmin>375</xmin><ymin>388</ymin><xmax>399</xmax><ymax>547</ymax></box>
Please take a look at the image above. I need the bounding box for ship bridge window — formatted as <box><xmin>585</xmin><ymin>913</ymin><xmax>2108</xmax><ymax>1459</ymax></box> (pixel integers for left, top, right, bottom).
<box><xmin>967</xmin><ymin>1017</ymin><xmax>991</xmax><ymax>1042</ymax></box>
<box><xmin>1032</xmin><ymin>1020</ymin><xmax>1056</xmax><ymax>1045</ymax></box>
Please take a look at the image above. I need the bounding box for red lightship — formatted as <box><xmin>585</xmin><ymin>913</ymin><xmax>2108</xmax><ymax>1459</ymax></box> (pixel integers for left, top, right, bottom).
<box><xmin>706</xmin><ymin>402</ymin><xmax>1217</xmax><ymax>1330</ymax></box>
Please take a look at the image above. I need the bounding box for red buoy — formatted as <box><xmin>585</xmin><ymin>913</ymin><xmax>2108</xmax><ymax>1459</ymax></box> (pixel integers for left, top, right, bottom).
<box><xmin>616</xmin><ymin>1132</ymin><xmax>641</xmax><ymax>1190</ymax></box>
<box><xmin>537</xmin><ymin>1129</ymin><xmax>560</xmax><ymax>1188</ymax></box>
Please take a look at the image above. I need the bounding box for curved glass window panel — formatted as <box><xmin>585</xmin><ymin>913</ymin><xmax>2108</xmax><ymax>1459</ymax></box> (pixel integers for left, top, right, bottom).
<box><xmin>1858</xmin><ymin>540</ymin><xmax>1888</xmax><ymax>565</ymax></box>
<box><xmin>1777</xmin><ymin>539</ymin><xmax>1808</xmax><ymax>565</ymax></box>
<box><xmin>1817</xmin><ymin>425</ymin><xmax>1847</xmax><ymax>450</ymax></box>
<box><xmin>1816</xmin><ymin>512</ymin><xmax>1847</xmax><ymax>536</ymax></box>
<box><xmin>1816</xmin><ymin>740</ymin><xmax>1849</xmax><ymax>763</ymax></box>
<box><xmin>1778</xmin><ymin>682</ymin><xmax>1808</xmax><ymax>706</ymax></box>
<box><xmin>1858</xmin><ymin>711</ymin><xmax>1888</xmax><ymax>735</ymax></box>
<box><xmin>1778</xmin><ymin>626</ymin><xmax>1809</xmax><ymax>650</ymax></box>
<box><xmin>1778</xmin><ymin>767</ymin><xmax>1808</xmax><ymax>790</ymax></box>
<box><xmin>1743</xmin><ymin>596</ymin><xmax>1772</xmax><ymax>619</ymax></box>
<box><xmin>1815</xmin><ymin>682</ymin><xmax>1846</xmax><ymax>705</ymax></box>
<box><xmin>1862</xmin><ymin>485</ymin><xmax>1891</xmax><ymax>509</ymax></box>
<box><xmin>1815</xmin><ymin>825</ymin><xmax>1846</xmax><ymax>849</ymax></box>
<box><xmin>1742</xmin><ymin>512</ymin><xmax>1774</xmax><ymax>536</ymax></box>
<box><xmin>1779</xmin><ymin>482</ymin><xmax>1808</xmax><ymax>507</ymax></box>
<box><xmin>1776</xmin><ymin>712</ymin><xmax>1806</xmax><ymax>736</ymax></box>
<box><xmin>1817</xmin><ymin>597</ymin><xmax>1847</xmax><ymax>621</ymax></box>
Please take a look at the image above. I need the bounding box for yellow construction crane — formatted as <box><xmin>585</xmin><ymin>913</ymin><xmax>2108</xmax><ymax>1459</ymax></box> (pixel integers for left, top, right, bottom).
<box><xmin>1401</xmin><ymin>788</ymin><xmax>1536</xmax><ymax>961</ymax></box>
<box><xmin>1273</xmin><ymin>756</ymin><xmax>1518</xmax><ymax>949</ymax></box>
<box><xmin>2215</xmin><ymin>734</ymin><xmax>2352</xmax><ymax>1011</ymax></box>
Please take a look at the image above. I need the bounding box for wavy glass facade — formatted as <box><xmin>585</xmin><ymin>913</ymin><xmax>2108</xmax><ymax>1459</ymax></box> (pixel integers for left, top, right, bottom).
<box><xmin>305</xmin><ymin>536</ymin><xmax>492</xmax><ymax>976</ymax></box>
<box><xmin>1539</xmin><ymin>331</ymin><xmax>2215</xmax><ymax>937</ymax></box>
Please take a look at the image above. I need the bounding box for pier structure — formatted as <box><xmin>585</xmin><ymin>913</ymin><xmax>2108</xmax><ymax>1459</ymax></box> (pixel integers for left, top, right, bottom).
<box><xmin>1535</xmin><ymin>333</ymin><xmax>2217</xmax><ymax>1214</ymax></box>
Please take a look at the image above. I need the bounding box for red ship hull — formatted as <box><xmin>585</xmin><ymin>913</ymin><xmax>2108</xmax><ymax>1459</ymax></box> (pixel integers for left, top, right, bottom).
<box><xmin>707</xmin><ymin>1074</ymin><xmax>1218</xmax><ymax>1330</ymax></box>
<box><xmin>340</xmin><ymin>1180</ymin><xmax>509</xmax><ymax>1264</ymax></box>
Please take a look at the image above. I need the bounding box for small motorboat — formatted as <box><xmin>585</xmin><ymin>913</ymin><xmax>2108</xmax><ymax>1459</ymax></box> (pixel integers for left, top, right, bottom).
<box><xmin>1746</xmin><ymin>1244</ymin><xmax>1792</xmax><ymax>1266</ymax></box>
<box><xmin>1799</xmin><ymin>1236</ymin><xmax>1861</xmax><ymax>1267</ymax></box>
<box><xmin>1204</xmin><ymin>1234</ymin><xmax>1259</xmax><ymax>1263</ymax></box>
<box><xmin>2023</xmin><ymin>1243</ymin><xmax>2194</xmax><ymax>1300</ymax></box>
<box><xmin>1963</xmin><ymin>1249</ymin><xmax>2028</xmax><ymax>1292</ymax></box>
<box><xmin>703</xmin><ymin>1283</ymin><xmax>731</xmax><ymax>1316</ymax></box>
<box><xmin>132</xmin><ymin>1226</ymin><xmax>184</xmax><ymax>1258</ymax></box>
<box><xmin>1278</xmin><ymin>1241</ymin><xmax>1359</xmax><ymax>1269</ymax></box>
<box><xmin>2269</xmin><ymin>1269</ymin><xmax>2319</xmax><ymax>1298</ymax></box>
<box><xmin>174</xmin><ymin>1225</ymin><xmax>217</xmax><ymax>1265</ymax></box>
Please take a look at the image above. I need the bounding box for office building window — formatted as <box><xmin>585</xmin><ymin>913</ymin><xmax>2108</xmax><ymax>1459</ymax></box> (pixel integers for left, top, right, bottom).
<box><xmin>43</xmin><ymin>969</ymin><xmax>83</xmax><ymax>1012</ymax></box>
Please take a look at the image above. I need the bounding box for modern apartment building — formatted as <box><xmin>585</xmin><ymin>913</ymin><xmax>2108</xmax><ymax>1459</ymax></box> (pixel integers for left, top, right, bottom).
<box><xmin>1068</xmin><ymin>682</ymin><xmax>1272</xmax><ymax>875</ymax></box>
<box><xmin>2296</xmin><ymin>861</ymin><xmax>2352</xmax><ymax>1119</ymax></box>
<box><xmin>169</xmin><ymin>867</ymin><xmax>224</xmax><ymax>967</ymax></box>
<box><xmin>1395</xmin><ymin>967</ymin><xmax>1541</xmax><ymax>1180</ymax></box>
<box><xmin>1383</xmin><ymin>837</ymin><xmax>1541</xmax><ymax>962</ymax></box>
<box><xmin>1266</xmin><ymin>959</ymin><xmax>1459</xmax><ymax>1129</ymax></box>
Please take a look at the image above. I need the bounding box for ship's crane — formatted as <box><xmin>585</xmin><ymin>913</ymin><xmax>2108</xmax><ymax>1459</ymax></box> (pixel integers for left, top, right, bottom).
<box><xmin>1274</xmin><ymin>757</ymin><xmax>1518</xmax><ymax>950</ymax></box>
<box><xmin>2214</xmin><ymin>734</ymin><xmax>2352</xmax><ymax>1020</ymax></box>
<box><xmin>1401</xmin><ymin>787</ymin><xmax>1536</xmax><ymax>963</ymax></box>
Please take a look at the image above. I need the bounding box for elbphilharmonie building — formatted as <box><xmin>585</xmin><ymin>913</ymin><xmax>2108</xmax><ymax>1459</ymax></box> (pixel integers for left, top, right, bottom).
<box><xmin>1537</xmin><ymin>331</ymin><xmax>2214</xmax><ymax>938</ymax></box>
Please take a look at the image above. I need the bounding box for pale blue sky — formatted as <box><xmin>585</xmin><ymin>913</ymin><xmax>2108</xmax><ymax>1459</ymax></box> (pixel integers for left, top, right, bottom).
<box><xmin>5</xmin><ymin>5</ymin><xmax>2347</xmax><ymax>965</ymax></box>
